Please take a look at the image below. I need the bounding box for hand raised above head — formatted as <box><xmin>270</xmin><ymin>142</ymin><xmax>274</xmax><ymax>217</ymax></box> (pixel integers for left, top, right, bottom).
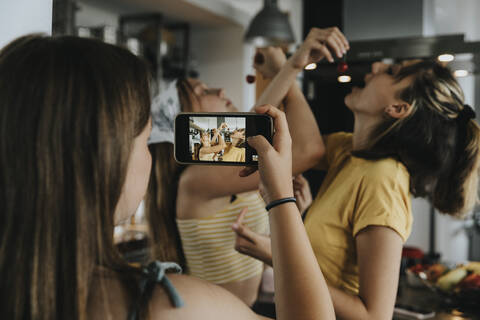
<box><xmin>288</xmin><ymin>27</ymin><xmax>350</xmax><ymax>68</ymax></box>
<box><xmin>253</xmin><ymin>47</ymin><xmax>287</xmax><ymax>79</ymax></box>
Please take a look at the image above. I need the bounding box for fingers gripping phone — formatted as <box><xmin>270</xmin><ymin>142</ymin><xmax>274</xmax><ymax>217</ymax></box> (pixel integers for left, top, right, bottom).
<box><xmin>175</xmin><ymin>112</ymin><xmax>273</xmax><ymax>166</ymax></box>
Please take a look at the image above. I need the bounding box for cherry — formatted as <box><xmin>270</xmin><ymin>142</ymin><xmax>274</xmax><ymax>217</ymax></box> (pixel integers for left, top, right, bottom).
<box><xmin>246</xmin><ymin>74</ymin><xmax>256</xmax><ymax>84</ymax></box>
<box><xmin>337</xmin><ymin>61</ymin><xmax>348</xmax><ymax>73</ymax></box>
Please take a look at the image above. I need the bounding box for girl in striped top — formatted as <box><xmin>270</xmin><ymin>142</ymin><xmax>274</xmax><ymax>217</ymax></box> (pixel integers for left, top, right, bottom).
<box><xmin>145</xmin><ymin>43</ymin><xmax>332</xmax><ymax>305</ymax></box>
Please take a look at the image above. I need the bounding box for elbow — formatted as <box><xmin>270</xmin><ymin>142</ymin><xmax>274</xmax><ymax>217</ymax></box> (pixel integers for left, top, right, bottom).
<box><xmin>305</xmin><ymin>141</ymin><xmax>325</xmax><ymax>168</ymax></box>
<box><xmin>292</xmin><ymin>138</ymin><xmax>325</xmax><ymax>174</ymax></box>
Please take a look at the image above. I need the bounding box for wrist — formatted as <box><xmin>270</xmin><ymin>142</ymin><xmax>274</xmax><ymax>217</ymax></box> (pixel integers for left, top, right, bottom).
<box><xmin>265</xmin><ymin>197</ymin><xmax>296</xmax><ymax>211</ymax></box>
<box><xmin>285</xmin><ymin>59</ymin><xmax>304</xmax><ymax>72</ymax></box>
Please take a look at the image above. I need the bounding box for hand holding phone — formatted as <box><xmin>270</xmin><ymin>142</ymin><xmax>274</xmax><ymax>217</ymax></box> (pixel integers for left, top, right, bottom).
<box><xmin>175</xmin><ymin>112</ymin><xmax>273</xmax><ymax>166</ymax></box>
<box><xmin>239</xmin><ymin>105</ymin><xmax>294</xmax><ymax>202</ymax></box>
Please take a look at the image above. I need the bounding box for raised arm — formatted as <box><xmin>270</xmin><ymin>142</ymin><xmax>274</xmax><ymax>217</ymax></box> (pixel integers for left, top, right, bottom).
<box><xmin>255</xmin><ymin>27</ymin><xmax>350</xmax><ymax>173</ymax></box>
<box><xmin>180</xmin><ymin>28</ymin><xmax>350</xmax><ymax>200</ymax></box>
<box><xmin>199</xmin><ymin>133</ymin><xmax>226</xmax><ymax>154</ymax></box>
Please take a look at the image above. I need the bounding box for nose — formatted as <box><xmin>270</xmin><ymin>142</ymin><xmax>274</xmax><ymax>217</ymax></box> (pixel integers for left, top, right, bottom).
<box><xmin>364</xmin><ymin>62</ymin><xmax>387</xmax><ymax>83</ymax></box>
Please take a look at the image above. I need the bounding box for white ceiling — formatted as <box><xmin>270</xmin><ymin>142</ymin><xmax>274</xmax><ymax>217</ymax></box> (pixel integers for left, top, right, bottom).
<box><xmin>80</xmin><ymin>0</ymin><xmax>257</xmax><ymax>27</ymax></box>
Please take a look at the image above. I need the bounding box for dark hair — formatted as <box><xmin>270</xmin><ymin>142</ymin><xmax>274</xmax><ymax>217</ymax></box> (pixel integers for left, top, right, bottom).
<box><xmin>0</xmin><ymin>35</ymin><xmax>151</xmax><ymax>319</ymax></box>
<box><xmin>353</xmin><ymin>60</ymin><xmax>480</xmax><ymax>217</ymax></box>
<box><xmin>144</xmin><ymin>78</ymin><xmax>195</xmax><ymax>268</ymax></box>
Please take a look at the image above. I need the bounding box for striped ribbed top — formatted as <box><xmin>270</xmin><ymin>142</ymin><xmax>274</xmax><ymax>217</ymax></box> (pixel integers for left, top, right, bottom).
<box><xmin>176</xmin><ymin>191</ymin><xmax>268</xmax><ymax>284</ymax></box>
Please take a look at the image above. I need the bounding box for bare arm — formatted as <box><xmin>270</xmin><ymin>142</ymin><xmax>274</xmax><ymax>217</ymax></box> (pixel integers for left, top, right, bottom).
<box><xmin>329</xmin><ymin>226</ymin><xmax>403</xmax><ymax>320</ymax></box>
<box><xmin>199</xmin><ymin>134</ymin><xmax>226</xmax><ymax>154</ymax></box>
<box><xmin>256</xmin><ymin>62</ymin><xmax>325</xmax><ymax>173</ymax></box>
<box><xmin>245</xmin><ymin>105</ymin><xmax>335</xmax><ymax>320</ymax></box>
<box><xmin>270</xmin><ymin>203</ymin><xmax>335</xmax><ymax>320</ymax></box>
<box><xmin>255</xmin><ymin>28</ymin><xmax>350</xmax><ymax>174</ymax></box>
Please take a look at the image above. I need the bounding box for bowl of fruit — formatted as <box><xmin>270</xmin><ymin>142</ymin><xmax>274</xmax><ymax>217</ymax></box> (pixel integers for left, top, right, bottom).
<box><xmin>407</xmin><ymin>262</ymin><xmax>480</xmax><ymax>309</ymax></box>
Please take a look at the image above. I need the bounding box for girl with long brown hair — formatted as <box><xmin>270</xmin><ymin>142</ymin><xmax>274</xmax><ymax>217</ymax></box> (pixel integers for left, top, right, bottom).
<box><xmin>0</xmin><ymin>34</ymin><xmax>337</xmax><ymax>320</ymax></box>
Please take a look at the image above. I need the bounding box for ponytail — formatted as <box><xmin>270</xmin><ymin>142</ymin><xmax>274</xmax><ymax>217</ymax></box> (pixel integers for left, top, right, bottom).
<box><xmin>354</xmin><ymin>61</ymin><xmax>480</xmax><ymax>218</ymax></box>
<box><xmin>433</xmin><ymin>119</ymin><xmax>480</xmax><ymax>216</ymax></box>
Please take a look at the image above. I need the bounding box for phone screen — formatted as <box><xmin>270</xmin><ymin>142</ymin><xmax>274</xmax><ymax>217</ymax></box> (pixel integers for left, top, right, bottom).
<box><xmin>175</xmin><ymin>112</ymin><xmax>272</xmax><ymax>166</ymax></box>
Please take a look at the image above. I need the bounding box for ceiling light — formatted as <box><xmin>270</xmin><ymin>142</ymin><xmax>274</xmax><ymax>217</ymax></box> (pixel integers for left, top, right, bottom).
<box><xmin>438</xmin><ymin>54</ymin><xmax>454</xmax><ymax>62</ymax></box>
<box><xmin>338</xmin><ymin>75</ymin><xmax>351</xmax><ymax>83</ymax></box>
<box><xmin>244</xmin><ymin>0</ymin><xmax>295</xmax><ymax>46</ymax></box>
<box><xmin>304</xmin><ymin>63</ymin><xmax>317</xmax><ymax>70</ymax></box>
<box><xmin>453</xmin><ymin>69</ymin><xmax>468</xmax><ymax>77</ymax></box>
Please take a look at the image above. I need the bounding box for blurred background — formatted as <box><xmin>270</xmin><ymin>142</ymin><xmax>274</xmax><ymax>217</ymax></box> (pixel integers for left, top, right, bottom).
<box><xmin>2</xmin><ymin>0</ymin><xmax>480</xmax><ymax>269</ymax></box>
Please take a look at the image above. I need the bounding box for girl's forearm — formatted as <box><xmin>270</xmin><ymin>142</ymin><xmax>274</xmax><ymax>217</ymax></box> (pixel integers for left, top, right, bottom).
<box><xmin>285</xmin><ymin>83</ymin><xmax>325</xmax><ymax>174</ymax></box>
<box><xmin>254</xmin><ymin>63</ymin><xmax>299</xmax><ymax>109</ymax></box>
<box><xmin>253</xmin><ymin>63</ymin><xmax>325</xmax><ymax>173</ymax></box>
<box><xmin>269</xmin><ymin>203</ymin><xmax>335</xmax><ymax>320</ymax></box>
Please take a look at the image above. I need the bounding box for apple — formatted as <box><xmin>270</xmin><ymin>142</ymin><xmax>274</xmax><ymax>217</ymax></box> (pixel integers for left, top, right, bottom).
<box><xmin>457</xmin><ymin>273</ymin><xmax>480</xmax><ymax>290</ymax></box>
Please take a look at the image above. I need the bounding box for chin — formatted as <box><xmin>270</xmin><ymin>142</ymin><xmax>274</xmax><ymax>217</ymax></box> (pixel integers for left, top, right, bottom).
<box><xmin>344</xmin><ymin>95</ymin><xmax>353</xmax><ymax>110</ymax></box>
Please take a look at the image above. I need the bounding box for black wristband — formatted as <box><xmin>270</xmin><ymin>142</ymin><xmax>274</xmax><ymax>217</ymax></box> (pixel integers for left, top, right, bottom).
<box><xmin>265</xmin><ymin>197</ymin><xmax>297</xmax><ymax>211</ymax></box>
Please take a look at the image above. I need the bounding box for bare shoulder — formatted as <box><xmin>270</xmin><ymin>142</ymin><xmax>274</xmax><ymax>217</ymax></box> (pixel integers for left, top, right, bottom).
<box><xmin>148</xmin><ymin>274</ymin><xmax>270</xmax><ymax>320</ymax></box>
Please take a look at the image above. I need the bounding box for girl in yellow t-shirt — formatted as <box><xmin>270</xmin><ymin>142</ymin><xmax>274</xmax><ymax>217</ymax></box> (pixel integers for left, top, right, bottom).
<box><xmin>222</xmin><ymin>129</ymin><xmax>246</xmax><ymax>162</ymax></box>
<box><xmin>233</xmin><ymin>30</ymin><xmax>480</xmax><ymax>320</ymax></box>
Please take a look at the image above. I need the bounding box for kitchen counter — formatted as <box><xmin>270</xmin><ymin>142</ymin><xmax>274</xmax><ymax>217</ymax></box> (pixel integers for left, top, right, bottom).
<box><xmin>395</xmin><ymin>276</ymin><xmax>480</xmax><ymax>320</ymax></box>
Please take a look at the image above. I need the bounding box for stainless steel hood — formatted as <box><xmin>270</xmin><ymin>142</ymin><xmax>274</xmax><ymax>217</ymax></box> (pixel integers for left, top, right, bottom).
<box><xmin>345</xmin><ymin>34</ymin><xmax>480</xmax><ymax>61</ymax></box>
<box><xmin>307</xmin><ymin>34</ymin><xmax>480</xmax><ymax>82</ymax></box>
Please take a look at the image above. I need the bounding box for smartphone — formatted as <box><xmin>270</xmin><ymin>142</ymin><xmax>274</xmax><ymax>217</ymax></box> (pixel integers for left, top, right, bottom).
<box><xmin>174</xmin><ymin>112</ymin><xmax>273</xmax><ymax>166</ymax></box>
<box><xmin>394</xmin><ymin>304</ymin><xmax>435</xmax><ymax>319</ymax></box>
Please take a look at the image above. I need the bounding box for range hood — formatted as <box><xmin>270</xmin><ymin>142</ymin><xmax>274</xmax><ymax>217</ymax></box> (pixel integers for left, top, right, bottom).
<box><xmin>308</xmin><ymin>34</ymin><xmax>480</xmax><ymax>81</ymax></box>
<box><xmin>345</xmin><ymin>34</ymin><xmax>480</xmax><ymax>61</ymax></box>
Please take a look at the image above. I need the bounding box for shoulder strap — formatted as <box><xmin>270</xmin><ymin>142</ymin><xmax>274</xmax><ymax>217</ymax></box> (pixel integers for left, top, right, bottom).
<box><xmin>127</xmin><ymin>261</ymin><xmax>184</xmax><ymax>320</ymax></box>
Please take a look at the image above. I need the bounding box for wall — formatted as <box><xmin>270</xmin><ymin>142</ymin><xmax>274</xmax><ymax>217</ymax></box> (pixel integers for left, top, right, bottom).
<box><xmin>0</xmin><ymin>0</ymin><xmax>53</xmax><ymax>49</ymax></box>
<box><xmin>190</xmin><ymin>26</ymin><xmax>252</xmax><ymax>111</ymax></box>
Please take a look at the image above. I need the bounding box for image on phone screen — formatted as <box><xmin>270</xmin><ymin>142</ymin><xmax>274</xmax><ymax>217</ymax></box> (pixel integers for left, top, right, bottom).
<box><xmin>175</xmin><ymin>112</ymin><xmax>272</xmax><ymax>166</ymax></box>
<box><xmin>190</xmin><ymin>116</ymin><xmax>247</xmax><ymax>163</ymax></box>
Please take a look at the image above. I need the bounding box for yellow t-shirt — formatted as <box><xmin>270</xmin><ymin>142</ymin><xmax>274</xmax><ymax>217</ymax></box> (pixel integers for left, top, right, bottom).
<box><xmin>304</xmin><ymin>132</ymin><xmax>413</xmax><ymax>295</ymax></box>
<box><xmin>222</xmin><ymin>145</ymin><xmax>245</xmax><ymax>162</ymax></box>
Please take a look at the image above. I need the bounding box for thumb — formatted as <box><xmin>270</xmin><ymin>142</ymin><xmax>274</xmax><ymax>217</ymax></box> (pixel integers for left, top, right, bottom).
<box><xmin>247</xmin><ymin>135</ymin><xmax>271</xmax><ymax>156</ymax></box>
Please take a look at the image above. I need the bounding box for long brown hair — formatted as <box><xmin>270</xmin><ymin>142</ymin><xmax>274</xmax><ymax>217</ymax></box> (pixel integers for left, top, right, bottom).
<box><xmin>144</xmin><ymin>78</ymin><xmax>196</xmax><ymax>268</ymax></box>
<box><xmin>0</xmin><ymin>35</ymin><xmax>150</xmax><ymax>319</ymax></box>
<box><xmin>353</xmin><ymin>60</ymin><xmax>480</xmax><ymax>217</ymax></box>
